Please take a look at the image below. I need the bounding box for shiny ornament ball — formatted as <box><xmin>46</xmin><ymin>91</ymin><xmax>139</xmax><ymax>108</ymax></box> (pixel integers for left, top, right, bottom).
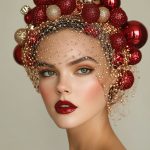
<box><xmin>110</xmin><ymin>32</ymin><xmax>127</xmax><ymax>52</ymax></box>
<box><xmin>123</xmin><ymin>21</ymin><xmax>148</xmax><ymax>48</ymax></box>
<box><xmin>32</xmin><ymin>6</ymin><xmax>47</xmax><ymax>25</ymax></box>
<box><xmin>13</xmin><ymin>45</ymin><xmax>23</xmax><ymax>65</ymax></box>
<box><xmin>109</xmin><ymin>8</ymin><xmax>127</xmax><ymax>27</ymax></box>
<box><xmin>127</xmin><ymin>46</ymin><xmax>142</xmax><ymax>65</ymax></box>
<box><xmin>101</xmin><ymin>0</ymin><xmax>120</xmax><ymax>9</ymax></box>
<box><xmin>24</xmin><ymin>9</ymin><xmax>34</xmax><ymax>24</ymax></box>
<box><xmin>99</xmin><ymin>7</ymin><xmax>110</xmax><ymax>23</ymax></box>
<box><xmin>14</xmin><ymin>28</ymin><xmax>27</xmax><ymax>45</ymax></box>
<box><xmin>119</xmin><ymin>70</ymin><xmax>134</xmax><ymax>90</ymax></box>
<box><xmin>82</xmin><ymin>4</ymin><xmax>100</xmax><ymax>23</ymax></box>
<box><xmin>57</xmin><ymin>0</ymin><xmax>76</xmax><ymax>15</ymax></box>
<box><xmin>46</xmin><ymin>5</ymin><xmax>61</xmax><ymax>20</ymax></box>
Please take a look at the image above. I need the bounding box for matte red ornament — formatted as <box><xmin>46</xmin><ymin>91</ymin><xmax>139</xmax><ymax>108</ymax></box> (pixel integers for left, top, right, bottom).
<box><xmin>84</xmin><ymin>24</ymin><xmax>99</xmax><ymax>37</ymax></box>
<box><xmin>13</xmin><ymin>45</ymin><xmax>23</xmax><ymax>65</ymax></box>
<box><xmin>24</xmin><ymin>9</ymin><xmax>34</xmax><ymax>24</ymax></box>
<box><xmin>123</xmin><ymin>21</ymin><xmax>148</xmax><ymax>48</ymax></box>
<box><xmin>101</xmin><ymin>0</ymin><xmax>120</xmax><ymax>9</ymax></box>
<box><xmin>127</xmin><ymin>46</ymin><xmax>142</xmax><ymax>65</ymax></box>
<box><xmin>33</xmin><ymin>0</ymin><xmax>57</xmax><ymax>5</ymax></box>
<box><xmin>109</xmin><ymin>8</ymin><xmax>127</xmax><ymax>27</ymax></box>
<box><xmin>118</xmin><ymin>70</ymin><xmax>134</xmax><ymax>90</ymax></box>
<box><xmin>113</xmin><ymin>52</ymin><xmax>124</xmax><ymax>68</ymax></box>
<box><xmin>82</xmin><ymin>4</ymin><xmax>100</xmax><ymax>23</ymax></box>
<box><xmin>32</xmin><ymin>6</ymin><xmax>47</xmax><ymax>25</ymax></box>
<box><xmin>110</xmin><ymin>32</ymin><xmax>127</xmax><ymax>52</ymax></box>
<box><xmin>57</xmin><ymin>0</ymin><xmax>76</xmax><ymax>15</ymax></box>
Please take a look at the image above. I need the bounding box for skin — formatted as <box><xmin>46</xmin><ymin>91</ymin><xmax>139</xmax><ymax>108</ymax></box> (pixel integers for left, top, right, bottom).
<box><xmin>36</xmin><ymin>29</ymin><xmax>126</xmax><ymax>150</ymax></box>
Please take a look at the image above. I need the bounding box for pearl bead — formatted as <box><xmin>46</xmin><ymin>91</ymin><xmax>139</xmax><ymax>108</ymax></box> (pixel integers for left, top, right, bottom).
<box><xmin>93</xmin><ymin>0</ymin><xmax>101</xmax><ymax>5</ymax></box>
<box><xmin>46</xmin><ymin>5</ymin><xmax>61</xmax><ymax>21</ymax></box>
<box><xmin>14</xmin><ymin>28</ymin><xmax>27</xmax><ymax>45</ymax></box>
<box><xmin>99</xmin><ymin>7</ymin><xmax>110</xmax><ymax>23</ymax></box>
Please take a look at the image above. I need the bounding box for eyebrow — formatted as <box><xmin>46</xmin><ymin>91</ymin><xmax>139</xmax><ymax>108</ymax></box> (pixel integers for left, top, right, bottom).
<box><xmin>36</xmin><ymin>56</ymin><xmax>98</xmax><ymax>68</ymax></box>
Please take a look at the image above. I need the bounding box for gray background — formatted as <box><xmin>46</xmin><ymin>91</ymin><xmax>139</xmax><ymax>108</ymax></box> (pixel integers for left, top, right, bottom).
<box><xmin>0</xmin><ymin>0</ymin><xmax>150</xmax><ymax>149</ymax></box>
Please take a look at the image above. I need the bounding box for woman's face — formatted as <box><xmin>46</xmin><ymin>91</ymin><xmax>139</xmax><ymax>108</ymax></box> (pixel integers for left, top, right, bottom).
<box><xmin>36</xmin><ymin>29</ymin><xmax>111</xmax><ymax>129</ymax></box>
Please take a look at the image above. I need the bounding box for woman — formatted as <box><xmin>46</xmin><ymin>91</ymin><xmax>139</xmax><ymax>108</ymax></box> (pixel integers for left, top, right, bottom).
<box><xmin>13</xmin><ymin>0</ymin><xmax>148</xmax><ymax>149</ymax></box>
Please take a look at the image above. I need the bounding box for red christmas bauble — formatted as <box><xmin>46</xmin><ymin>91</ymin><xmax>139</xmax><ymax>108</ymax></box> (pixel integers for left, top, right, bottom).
<box><xmin>109</xmin><ymin>8</ymin><xmax>127</xmax><ymax>27</ymax></box>
<box><xmin>123</xmin><ymin>21</ymin><xmax>148</xmax><ymax>48</ymax></box>
<box><xmin>24</xmin><ymin>9</ymin><xmax>34</xmax><ymax>24</ymax></box>
<box><xmin>32</xmin><ymin>6</ymin><xmax>47</xmax><ymax>25</ymax></box>
<box><xmin>33</xmin><ymin>0</ymin><xmax>57</xmax><ymax>5</ymax></box>
<box><xmin>101</xmin><ymin>0</ymin><xmax>120</xmax><ymax>9</ymax></box>
<box><xmin>110</xmin><ymin>32</ymin><xmax>127</xmax><ymax>52</ymax></box>
<box><xmin>127</xmin><ymin>46</ymin><xmax>142</xmax><ymax>65</ymax></box>
<box><xmin>118</xmin><ymin>70</ymin><xmax>134</xmax><ymax>90</ymax></box>
<box><xmin>13</xmin><ymin>45</ymin><xmax>23</xmax><ymax>65</ymax></box>
<box><xmin>84</xmin><ymin>24</ymin><xmax>99</xmax><ymax>37</ymax></box>
<box><xmin>82</xmin><ymin>4</ymin><xmax>100</xmax><ymax>23</ymax></box>
<box><xmin>57</xmin><ymin>0</ymin><xmax>76</xmax><ymax>15</ymax></box>
<box><xmin>112</xmin><ymin>52</ymin><xmax>124</xmax><ymax>68</ymax></box>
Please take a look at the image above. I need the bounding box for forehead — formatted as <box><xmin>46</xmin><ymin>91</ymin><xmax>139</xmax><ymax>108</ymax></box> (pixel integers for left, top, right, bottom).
<box><xmin>36</xmin><ymin>29</ymin><xmax>104</xmax><ymax>64</ymax></box>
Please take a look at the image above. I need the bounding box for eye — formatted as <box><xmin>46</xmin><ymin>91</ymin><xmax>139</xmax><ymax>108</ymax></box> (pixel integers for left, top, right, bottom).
<box><xmin>39</xmin><ymin>70</ymin><xmax>56</xmax><ymax>78</ymax></box>
<box><xmin>76</xmin><ymin>67</ymin><xmax>94</xmax><ymax>75</ymax></box>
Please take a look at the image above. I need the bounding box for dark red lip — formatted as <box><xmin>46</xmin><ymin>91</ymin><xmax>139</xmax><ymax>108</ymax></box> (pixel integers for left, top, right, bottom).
<box><xmin>55</xmin><ymin>100</ymin><xmax>78</xmax><ymax>114</ymax></box>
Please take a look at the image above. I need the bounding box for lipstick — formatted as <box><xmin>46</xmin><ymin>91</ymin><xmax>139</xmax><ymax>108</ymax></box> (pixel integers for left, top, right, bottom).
<box><xmin>55</xmin><ymin>100</ymin><xmax>78</xmax><ymax>114</ymax></box>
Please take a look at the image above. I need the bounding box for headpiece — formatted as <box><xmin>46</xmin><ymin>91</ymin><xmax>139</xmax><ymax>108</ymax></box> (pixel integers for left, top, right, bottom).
<box><xmin>13</xmin><ymin>0</ymin><xmax>148</xmax><ymax>105</ymax></box>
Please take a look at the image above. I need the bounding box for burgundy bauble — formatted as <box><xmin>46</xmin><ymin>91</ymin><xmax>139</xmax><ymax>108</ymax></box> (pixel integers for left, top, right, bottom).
<box><xmin>127</xmin><ymin>46</ymin><xmax>142</xmax><ymax>65</ymax></box>
<box><xmin>33</xmin><ymin>0</ymin><xmax>57</xmax><ymax>5</ymax></box>
<box><xmin>123</xmin><ymin>21</ymin><xmax>148</xmax><ymax>48</ymax></box>
<box><xmin>118</xmin><ymin>70</ymin><xmax>134</xmax><ymax>90</ymax></box>
<box><xmin>84</xmin><ymin>24</ymin><xmax>99</xmax><ymax>37</ymax></box>
<box><xmin>110</xmin><ymin>32</ymin><xmax>127</xmax><ymax>52</ymax></box>
<box><xmin>113</xmin><ymin>52</ymin><xmax>124</xmax><ymax>68</ymax></box>
<box><xmin>82</xmin><ymin>4</ymin><xmax>100</xmax><ymax>23</ymax></box>
<box><xmin>57</xmin><ymin>0</ymin><xmax>76</xmax><ymax>15</ymax></box>
<box><xmin>13</xmin><ymin>45</ymin><xmax>23</xmax><ymax>65</ymax></box>
<box><xmin>109</xmin><ymin>8</ymin><xmax>128</xmax><ymax>27</ymax></box>
<box><xmin>101</xmin><ymin>0</ymin><xmax>120</xmax><ymax>9</ymax></box>
<box><xmin>32</xmin><ymin>6</ymin><xmax>47</xmax><ymax>25</ymax></box>
<box><xmin>24</xmin><ymin>9</ymin><xmax>34</xmax><ymax>24</ymax></box>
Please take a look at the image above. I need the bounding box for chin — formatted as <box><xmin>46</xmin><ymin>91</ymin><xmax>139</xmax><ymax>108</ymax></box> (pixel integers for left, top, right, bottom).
<box><xmin>52</xmin><ymin>116</ymin><xmax>84</xmax><ymax>129</ymax></box>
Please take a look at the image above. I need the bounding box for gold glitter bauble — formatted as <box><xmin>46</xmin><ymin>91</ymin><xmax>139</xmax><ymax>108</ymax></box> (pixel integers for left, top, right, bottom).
<box><xmin>46</xmin><ymin>5</ymin><xmax>61</xmax><ymax>21</ymax></box>
<box><xmin>14</xmin><ymin>28</ymin><xmax>27</xmax><ymax>45</ymax></box>
<box><xmin>99</xmin><ymin>7</ymin><xmax>110</xmax><ymax>23</ymax></box>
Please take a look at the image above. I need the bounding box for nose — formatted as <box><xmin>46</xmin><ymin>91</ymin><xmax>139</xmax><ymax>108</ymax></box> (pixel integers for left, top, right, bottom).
<box><xmin>56</xmin><ymin>75</ymin><xmax>72</xmax><ymax>95</ymax></box>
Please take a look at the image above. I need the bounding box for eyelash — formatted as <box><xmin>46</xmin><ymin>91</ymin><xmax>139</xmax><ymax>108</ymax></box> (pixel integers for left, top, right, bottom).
<box><xmin>39</xmin><ymin>67</ymin><xmax>94</xmax><ymax>78</ymax></box>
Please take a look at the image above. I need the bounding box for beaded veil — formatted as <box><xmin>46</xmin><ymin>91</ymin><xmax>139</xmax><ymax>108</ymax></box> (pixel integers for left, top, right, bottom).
<box><xmin>13</xmin><ymin>0</ymin><xmax>148</xmax><ymax>109</ymax></box>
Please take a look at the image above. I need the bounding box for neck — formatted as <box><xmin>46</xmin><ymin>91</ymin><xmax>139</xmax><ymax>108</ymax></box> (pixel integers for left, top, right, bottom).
<box><xmin>66</xmin><ymin>109</ymin><xmax>118</xmax><ymax>150</ymax></box>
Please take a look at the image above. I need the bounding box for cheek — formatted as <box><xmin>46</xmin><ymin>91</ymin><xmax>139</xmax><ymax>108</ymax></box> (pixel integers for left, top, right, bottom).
<box><xmin>77</xmin><ymin>77</ymin><xmax>105</xmax><ymax>104</ymax></box>
<box><xmin>39</xmin><ymin>79</ymin><xmax>55</xmax><ymax>104</ymax></box>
